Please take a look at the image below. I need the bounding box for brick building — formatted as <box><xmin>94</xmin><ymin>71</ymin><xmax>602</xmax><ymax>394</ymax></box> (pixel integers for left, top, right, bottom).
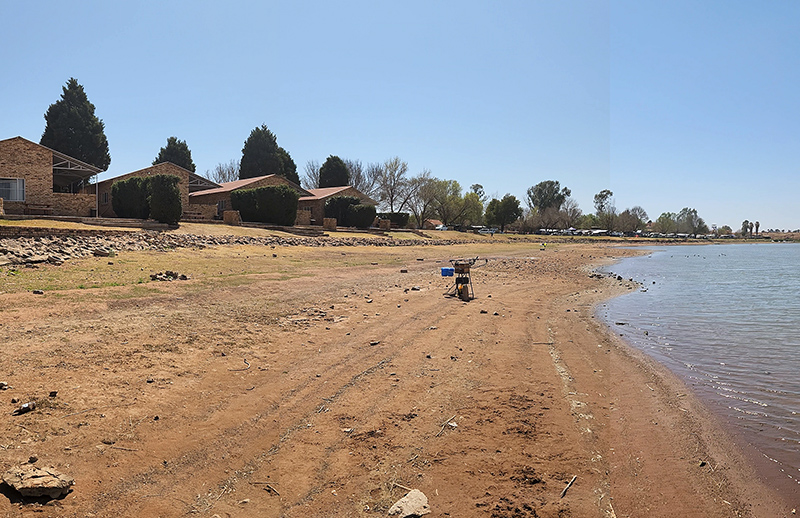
<box><xmin>298</xmin><ymin>186</ymin><xmax>378</xmax><ymax>226</ymax></box>
<box><xmin>188</xmin><ymin>175</ymin><xmax>311</xmax><ymax>219</ymax></box>
<box><xmin>0</xmin><ymin>136</ymin><xmax>101</xmax><ymax>216</ymax></box>
<box><xmin>96</xmin><ymin>162</ymin><xmax>218</xmax><ymax>219</ymax></box>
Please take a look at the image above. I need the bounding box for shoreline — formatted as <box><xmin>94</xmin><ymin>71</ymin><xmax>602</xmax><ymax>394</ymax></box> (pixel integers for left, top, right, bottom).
<box><xmin>597</xmin><ymin>244</ymin><xmax>799</xmax><ymax>512</ymax></box>
<box><xmin>0</xmin><ymin>239</ymin><xmax>791</xmax><ymax>516</ymax></box>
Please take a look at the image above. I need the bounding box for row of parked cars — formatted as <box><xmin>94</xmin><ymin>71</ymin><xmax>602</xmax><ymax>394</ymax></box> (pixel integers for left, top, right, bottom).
<box><xmin>435</xmin><ymin>224</ymin><xmax>499</xmax><ymax>235</ymax></box>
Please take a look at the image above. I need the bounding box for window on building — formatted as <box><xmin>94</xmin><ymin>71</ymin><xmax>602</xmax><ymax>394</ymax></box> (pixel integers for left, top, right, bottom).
<box><xmin>101</xmin><ymin>192</ymin><xmax>109</xmax><ymax>204</ymax></box>
<box><xmin>0</xmin><ymin>178</ymin><xmax>25</xmax><ymax>202</ymax></box>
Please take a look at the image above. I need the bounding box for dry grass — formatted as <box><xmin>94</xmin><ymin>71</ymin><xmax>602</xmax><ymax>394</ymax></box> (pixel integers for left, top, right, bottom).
<box><xmin>0</xmin><ymin>218</ymin><xmax>136</xmax><ymax>232</ymax></box>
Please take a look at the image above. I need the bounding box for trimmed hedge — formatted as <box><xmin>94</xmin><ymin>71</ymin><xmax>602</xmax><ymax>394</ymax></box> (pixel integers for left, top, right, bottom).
<box><xmin>230</xmin><ymin>189</ymin><xmax>259</xmax><ymax>222</ymax></box>
<box><xmin>148</xmin><ymin>174</ymin><xmax>182</xmax><ymax>225</ymax></box>
<box><xmin>111</xmin><ymin>176</ymin><xmax>149</xmax><ymax>219</ymax></box>
<box><xmin>348</xmin><ymin>204</ymin><xmax>377</xmax><ymax>229</ymax></box>
<box><xmin>231</xmin><ymin>185</ymin><xmax>299</xmax><ymax>226</ymax></box>
<box><xmin>110</xmin><ymin>174</ymin><xmax>182</xmax><ymax>224</ymax></box>
<box><xmin>376</xmin><ymin>212</ymin><xmax>410</xmax><ymax>228</ymax></box>
<box><xmin>324</xmin><ymin>196</ymin><xmax>361</xmax><ymax>226</ymax></box>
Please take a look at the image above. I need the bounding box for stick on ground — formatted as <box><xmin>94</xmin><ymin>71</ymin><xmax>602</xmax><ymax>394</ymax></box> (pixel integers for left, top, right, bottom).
<box><xmin>435</xmin><ymin>414</ymin><xmax>457</xmax><ymax>437</ymax></box>
<box><xmin>228</xmin><ymin>358</ymin><xmax>251</xmax><ymax>372</ymax></box>
<box><xmin>560</xmin><ymin>475</ymin><xmax>577</xmax><ymax>498</ymax></box>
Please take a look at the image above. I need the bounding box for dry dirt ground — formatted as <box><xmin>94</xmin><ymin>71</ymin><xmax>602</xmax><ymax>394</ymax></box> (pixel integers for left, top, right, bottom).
<box><xmin>0</xmin><ymin>237</ymin><xmax>790</xmax><ymax>517</ymax></box>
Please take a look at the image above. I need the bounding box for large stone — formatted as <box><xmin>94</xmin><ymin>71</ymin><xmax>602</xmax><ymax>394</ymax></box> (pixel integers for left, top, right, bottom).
<box><xmin>387</xmin><ymin>489</ymin><xmax>430</xmax><ymax>517</ymax></box>
<box><xmin>3</xmin><ymin>464</ymin><xmax>74</xmax><ymax>498</ymax></box>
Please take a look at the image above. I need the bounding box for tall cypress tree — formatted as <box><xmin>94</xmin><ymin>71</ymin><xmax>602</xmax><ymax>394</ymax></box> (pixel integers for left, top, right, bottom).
<box><xmin>40</xmin><ymin>78</ymin><xmax>111</xmax><ymax>171</ymax></box>
<box><xmin>319</xmin><ymin>155</ymin><xmax>350</xmax><ymax>188</ymax></box>
<box><xmin>239</xmin><ymin>124</ymin><xmax>298</xmax><ymax>184</ymax></box>
<box><xmin>153</xmin><ymin>136</ymin><xmax>196</xmax><ymax>172</ymax></box>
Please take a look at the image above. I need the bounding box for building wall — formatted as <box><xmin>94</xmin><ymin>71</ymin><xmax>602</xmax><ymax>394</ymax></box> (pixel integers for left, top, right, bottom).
<box><xmin>299</xmin><ymin>199</ymin><xmax>326</xmax><ymax>224</ymax></box>
<box><xmin>298</xmin><ymin>187</ymin><xmax>375</xmax><ymax>226</ymax></box>
<box><xmin>189</xmin><ymin>175</ymin><xmax>298</xmax><ymax>218</ymax></box>
<box><xmin>97</xmin><ymin>163</ymin><xmax>191</xmax><ymax>218</ymax></box>
<box><xmin>186</xmin><ymin>203</ymin><xmax>217</xmax><ymax>220</ymax></box>
<box><xmin>0</xmin><ymin>137</ymin><xmax>54</xmax><ymax>214</ymax></box>
<box><xmin>52</xmin><ymin>193</ymin><xmax>95</xmax><ymax>217</ymax></box>
<box><xmin>295</xmin><ymin>208</ymin><xmax>312</xmax><ymax>225</ymax></box>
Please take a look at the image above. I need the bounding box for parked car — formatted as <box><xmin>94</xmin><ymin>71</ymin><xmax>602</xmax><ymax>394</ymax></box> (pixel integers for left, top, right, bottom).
<box><xmin>478</xmin><ymin>228</ymin><xmax>497</xmax><ymax>235</ymax></box>
<box><xmin>435</xmin><ymin>224</ymin><xmax>448</xmax><ymax>231</ymax></box>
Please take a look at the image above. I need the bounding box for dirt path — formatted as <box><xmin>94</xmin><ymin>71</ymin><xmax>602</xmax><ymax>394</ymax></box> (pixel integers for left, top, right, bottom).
<box><xmin>0</xmin><ymin>242</ymin><xmax>788</xmax><ymax>517</ymax></box>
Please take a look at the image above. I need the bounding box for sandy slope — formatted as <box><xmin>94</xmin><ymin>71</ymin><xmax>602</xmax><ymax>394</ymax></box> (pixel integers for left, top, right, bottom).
<box><xmin>0</xmin><ymin>240</ymin><xmax>789</xmax><ymax>517</ymax></box>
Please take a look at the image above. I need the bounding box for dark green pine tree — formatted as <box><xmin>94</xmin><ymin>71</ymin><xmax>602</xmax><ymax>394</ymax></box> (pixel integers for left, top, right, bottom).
<box><xmin>40</xmin><ymin>78</ymin><xmax>111</xmax><ymax>171</ymax></box>
<box><xmin>153</xmin><ymin>136</ymin><xmax>196</xmax><ymax>172</ymax></box>
<box><xmin>318</xmin><ymin>155</ymin><xmax>350</xmax><ymax>188</ymax></box>
<box><xmin>239</xmin><ymin>124</ymin><xmax>298</xmax><ymax>184</ymax></box>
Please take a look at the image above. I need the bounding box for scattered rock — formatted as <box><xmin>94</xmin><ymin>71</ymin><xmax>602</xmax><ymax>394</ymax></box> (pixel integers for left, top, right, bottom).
<box><xmin>410</xmin><ymin>286</ymin><xmax>421</xmax><ymax>291</ymax></box>
<box><xmin>387</xmin><ymin>488</ymin><xmax>430</xmax><ymax>516</ymax></box>
<box><xmin>32</xmin><ymin>289</ymin><xmax>44</xmax><ymax>295</ymax></box>
<box><xmin>400</xmin><ymin>269</ymin><xmax>408</xmax><ymax>273</ymax></box>
<box><xmin>12</xmin><ymin>401</ymin><xmax>36</xmax><ymax>415</ymax></box>
<box><xmin>150</xmin><ymin>271</ymin><xmax>189</xmax><ymax>281</ymax></box>
<box><xmin>0</xmin><ymin>381</ymin><xmax>9</xmax><ymax>390</ymax></box>
<box><xmin>480</xmin><ymin>309</ymin><xmax>488</xmax><ymax>314</ymax></box>
<box><xmin>48</xmin><ymin>390</ymin><xmax>58</xmax><ymax>398</ymax></box>
<box><xmin>2</xmin><ymin>464</ymin><xmax>74</xmax><ymax>498</ymax></box>
<box><xmin>370</xmin><ymin>341</ymin><xmax>381</xmax><ymax>346</ymax></box>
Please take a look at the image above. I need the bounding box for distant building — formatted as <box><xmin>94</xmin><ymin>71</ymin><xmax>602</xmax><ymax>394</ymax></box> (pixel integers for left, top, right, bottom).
<box><xmin>297</xmin><ymin>186</ymin><xmax>377</xmax><ymax>226</ymax></box>
<box><xmin>96</xmin><ymin>162</ymin><xmax>218</xmax><ymax>219</ymax></box>
<box><xmin>188</xmin><ymin>175</ymin><xmax>311</xmax><ymax>220</ymax></box>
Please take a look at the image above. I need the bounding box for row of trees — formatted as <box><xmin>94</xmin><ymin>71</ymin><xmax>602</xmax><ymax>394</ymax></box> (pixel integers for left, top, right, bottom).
<box><xmin>37</xmin><ymin>78</ymin><xmax>736</xmax><ymax>233</ymax></box>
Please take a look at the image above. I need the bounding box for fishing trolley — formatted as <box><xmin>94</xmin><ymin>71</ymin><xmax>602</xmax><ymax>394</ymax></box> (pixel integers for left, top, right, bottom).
<box><xmin>441</xmin><ymin>256</ymin><xmax>488</xmax><ymax>301</ymax></box>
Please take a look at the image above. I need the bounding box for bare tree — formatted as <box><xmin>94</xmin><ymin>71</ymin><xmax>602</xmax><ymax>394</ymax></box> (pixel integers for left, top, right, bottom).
<box><xmin>376</xmin><ymin>157</ymin><xmax>409</xmax><ymax>213</ymax></box>
<box><xmin>755</xmin><ymin>221</ymin><xmax>760</xmax><ymax>235</ymax></box>
<box><xmin>560</xmin><ymin>197</ymin><xmax>582</xmax><ymax>228</ymax></box>
<box><xmin>207</xmin><ymin>160</ymin><xmax>239</xmax><ymax>183</ymax></box>
<box><xmin>405</xmin><ymin>170</ymin><xmax>437</xmax><ymax>228</ymax></box>
<box><xmin>344</xmin><ymin>159</ymin><xmax>381</xmax><ymax>199</ymax></box>
<box><xmin>302</xmin><ymin>160</ymin><xmax>321</xmax><ymax>190</ymax></box>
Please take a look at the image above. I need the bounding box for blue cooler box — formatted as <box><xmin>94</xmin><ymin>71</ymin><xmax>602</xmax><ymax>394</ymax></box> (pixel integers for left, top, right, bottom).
<box><xmin>441</xmin><ymin>267</ymin><xmax>455</xmax><ymax>277</ymax></box>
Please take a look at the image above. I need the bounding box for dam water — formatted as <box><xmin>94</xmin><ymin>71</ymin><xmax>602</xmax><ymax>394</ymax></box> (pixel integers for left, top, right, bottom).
<box><xmin>598</xmin><ymin>243</ymin><xmax>800</xmax><ymax>497</ymax></box>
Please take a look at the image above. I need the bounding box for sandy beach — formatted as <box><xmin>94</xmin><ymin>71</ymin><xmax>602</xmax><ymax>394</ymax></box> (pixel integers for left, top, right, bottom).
<box><xmin>0</xmin><ymin>234</ymin><xmax>791</xmax><ymax>517</ymax></box>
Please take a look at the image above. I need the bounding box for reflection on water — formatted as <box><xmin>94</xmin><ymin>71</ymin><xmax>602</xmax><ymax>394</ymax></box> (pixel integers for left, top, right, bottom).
<box><xmin>599</xmin><ymin>243</ymin><xmax>800</xmax><ymax>486</ymax></box>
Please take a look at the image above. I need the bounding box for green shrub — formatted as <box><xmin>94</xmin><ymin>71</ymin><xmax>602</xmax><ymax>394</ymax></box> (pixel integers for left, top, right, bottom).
<box><xmin>231</xmin><ymin>189</ymin><xmax>258</xmax><ymax>222</ymax></box>
<box><xmin>376</xmin><ymin>212</ymin><xmax>410</xmax><ymax>228</ymax></box>
<box><xmin>148</xmin><ymin>174</ymin><xmax>182</xmax><ymax>224</ymax></box>
<box><xmin>348</xmin><ymin>204</ymin><xmax>377</xmax><ymax>229</ymax></box>
<box><xmin>256</xmin><ymin>184</ymin><xmax>300</xmax><ymax>226</ymax></box>
<box><xmin>232</xmin><ymin>185</ymin><xmax>299</xmax><ymax>225</ymax></box>
<box><xmin>111</xmin><ymin>176</ymin><xmax>150</xmax><ymax>219</ymax></box>
<box><xmin>324</xmin><ymin>196</ymin><xmax>360</xmax><ymax>226</ymax></box>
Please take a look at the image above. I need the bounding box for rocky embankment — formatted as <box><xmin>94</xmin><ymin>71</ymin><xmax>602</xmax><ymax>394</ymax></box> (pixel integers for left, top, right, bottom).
<box><xmin>0</xmin><ymin>230</ymin><xmax>473</xmax><ymax>267</ymax></box>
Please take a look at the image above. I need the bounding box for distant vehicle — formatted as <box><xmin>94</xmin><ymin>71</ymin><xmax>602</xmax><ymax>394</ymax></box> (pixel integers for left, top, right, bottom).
<box><xmin>435</xmin><ymin>224</ymin><xmax>448</xmax><ymax>231</ymax></box>
<box><xmin>478</xmin><ymin>228</ymin><xmax>497</xmax><ymax>235</ymax></box>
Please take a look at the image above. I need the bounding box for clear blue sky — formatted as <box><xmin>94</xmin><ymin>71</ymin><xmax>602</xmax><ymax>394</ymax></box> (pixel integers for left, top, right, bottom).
<box><xmin>1</xmin><ymin>1</ymin><xmax>797</xmax><ymax>230</ymax></box>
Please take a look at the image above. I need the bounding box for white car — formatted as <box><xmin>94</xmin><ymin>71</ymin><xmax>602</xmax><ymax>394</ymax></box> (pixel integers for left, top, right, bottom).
<box><xmin>435</xmin><ymin>224</ymin><xmax>448</xmax><ymax>231</ymax></box>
